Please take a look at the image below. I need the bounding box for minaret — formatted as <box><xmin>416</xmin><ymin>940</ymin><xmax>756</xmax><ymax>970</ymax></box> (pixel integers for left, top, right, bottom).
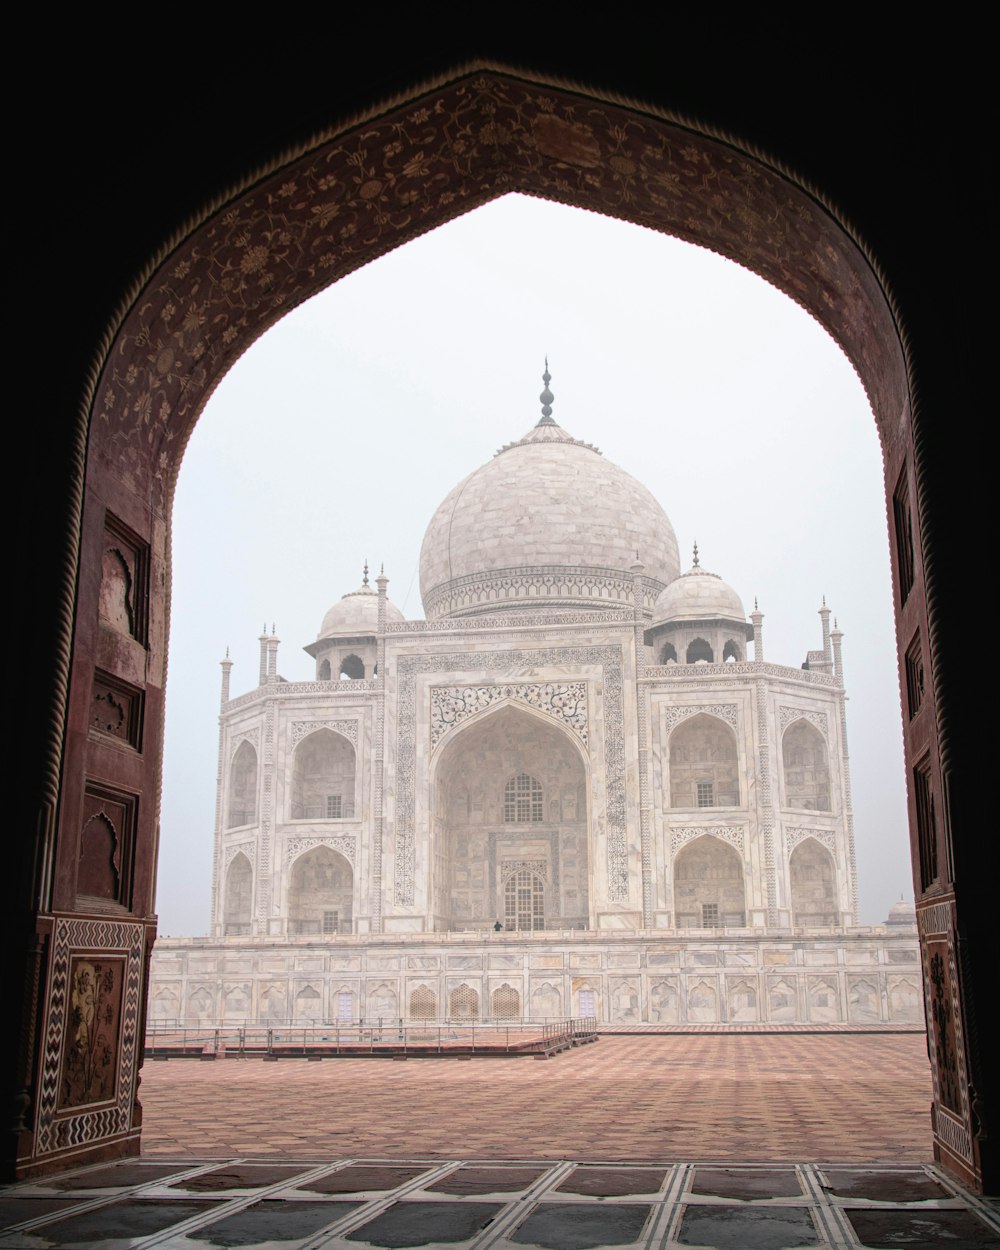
<box><xmin>830</xmin><ymin>618</ymin><xmax>858</xmax><ymax>923</ymax></box>
<box><xmin>631</xmin><ymin>558</ymin><xmax>653</xmax><ymax>927</ymax></box>
<box><xmin>266</xmin><ymin>624</ymin><xmax>279</xmax><ymax>684</ymax></box>
<box><xmin>220</xmin><ymin>647</ymin><xmax>233</xmax><ymax>705</ymax></box>
<box><xmin>819</xmin><ymin>596</ymin><xmax>833</xmax><ymax>668</ymax></box>
<box><xmin>257</xmin><ymin>624</ymin><xmax>268</xmax><ymax>687</ymax></box>
<box><xmin>371</xmin><ymin>565</ymin><xmax>389</xmax><ymax>935</ymax></box>
<box><xmin>751</xmin><ymin>598</ymin><xmax>764</xmax><ymax>662</ymax></box>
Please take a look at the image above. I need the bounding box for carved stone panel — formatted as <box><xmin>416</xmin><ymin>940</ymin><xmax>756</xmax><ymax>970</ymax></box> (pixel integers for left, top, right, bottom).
<box><xmin>91</xmin><ymin>670</ymin><xmax>144</xmax><ymax>750</ymax></box>
<box><xmin>431</xmin><ymin>683</ymin><xmax>588</xmax><ymax>750</ymax></box>
<box><xmin>78</xmin><ymin>784</ymin><xmax>137</xmax><ymax>910</ymax></box>
<box><xmin>58</xmin><ymin>956</ymin><xmax>126</xmax><ymax>1111</ymax></box>
<box><xmin>99</xmin><ymin>513</ymin><xmax>149</xmax><ymax>644</ymax></box>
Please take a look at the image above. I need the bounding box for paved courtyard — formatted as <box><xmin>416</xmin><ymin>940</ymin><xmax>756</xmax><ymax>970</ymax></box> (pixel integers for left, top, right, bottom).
<box><xmin>6</xmin><ymin>1035</ymin><xmax>1000</xmax><ymax>1248</ymax></box>
<box><xmin>138</xmin><ymin>1034</ymin><xmax>934</xmax><ymax>1162</ymax></box>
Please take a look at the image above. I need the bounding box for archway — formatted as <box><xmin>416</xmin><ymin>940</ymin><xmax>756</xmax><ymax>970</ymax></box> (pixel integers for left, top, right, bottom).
<box><xmin>18</xmin><ymin>63</ymin><xmax>986</xmax><ymax>1189</ymax></box>
<box><xmin>789</xmin><ymin>838</ymin><xmax>838</xmax><ymax>927</ymax></box>
<box><xmin>290</xmin><ymin>728</ymin><xmax>356</xmax><ymax>821</ymax></box>
<box><xmin>673</xmin><ymin>834</ymin><xmax>747</xmax><ymax>929</ymax></box>
<box><xmin>286</xmin><ymin>846</ymin><xmax>354</xmax><ymax>935</ymax></box>
<box><xmin>431</xmin><ymin>703</ymin><xmax>589</xmax><ymax>931</ymax></box>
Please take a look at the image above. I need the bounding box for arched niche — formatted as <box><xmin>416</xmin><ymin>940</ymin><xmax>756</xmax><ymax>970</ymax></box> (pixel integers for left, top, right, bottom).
<box><xmin>686</xmin><ymin>638</ymin><xmax>714</xmax><ymax>663</ymax></box>
<box><xmin>287</xmin><ymin>845</ymin><xmax>353</xmax><ymax>935</ymax></box>
<box><xmin>223</xmin><ymin>851</ymin><xmax>253</xmax><ymax>935</ymax></box>
<box><xmin>659</xmin><ymin>642</ymin><xmax>677</xmax><ymax>664</ymax></box>
<box><xmin>431</xmin><ymin>703</ymin><xmax>589</xmax><ymax>931</ymax></box>
<box><xmin>290</xmin><ymin>728</ymin><xmax>356</xmax><ymax>820</ymax></box>
<box><xmin>409</xmin><ymin>985</ymin><xmax>436</xmax><ymax>1020</ymax></box>
<box><xmin>789</xmin><ymin>837</ymin><xmax>838</xmax><ymax>926</ymax></box>
<box><xmin>491</xmin><ymin>984</ymin><xmax>520</xmax><ymax>1020</ymax></box>
<box><xmin>673</xmin><ymin>834</ymin><xmax>746</xmax><ymax>928</ymax></box>
<box><xmin>318</xmin><ymin>658</ymin><xmax>331</xmax><ymax>681</ymax></box>
<box><xmin>449</xmin><ymin>984</ymin><xmax>479</xmax><ymax>1019</ymax></box>
<box><xmin>340</xmin><ymin>654</ymin><xmax>365</xmax><ymax>680</ymax></box>
<box><xmin>723</xmin><ymin>640</ymin><xmax>741</xmax><ymax>662</ymax></box>
<box><xmin>669</xmin><ymin>713</ymin><xmax>740</xmax><ymax>808</ymax></box>
<box><xmin>782</xmin><ymin>720</ymin><xmax>831</xmax><ymax>811</ymax></box>
<box><xmin>228</xmin><ymin>740</ymin><xmax>258</xmax><ymax>828</ymax></box>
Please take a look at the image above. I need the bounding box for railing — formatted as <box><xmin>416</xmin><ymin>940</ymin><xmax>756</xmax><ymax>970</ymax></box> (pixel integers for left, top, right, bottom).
<box><xmin>288</xmin><ymin>803</ymin><xmax>356</xmax><ymax>820</ymax></box>
<box><xmin>145</xmin><ymin>1017</ymin><xmax>598</xmax><ymax>1059</ymax></box>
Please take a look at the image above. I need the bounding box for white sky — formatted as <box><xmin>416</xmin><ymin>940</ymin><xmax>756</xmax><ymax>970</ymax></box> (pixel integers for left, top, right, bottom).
<box><xmin>158</xmin><ymin>194</ymin><xmax>913</xmax><ymax>934</ymax></box>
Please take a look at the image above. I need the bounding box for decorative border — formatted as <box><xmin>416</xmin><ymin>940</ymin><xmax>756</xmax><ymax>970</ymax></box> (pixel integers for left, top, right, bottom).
<box><xmin>388</xmin><ymin>609</ymin><xmax>636</xmax><ymax>632</ymax></box>
<box><xmin>645</xmin><ymin>661</ymin><xmax>838</xmax><ymax>687</ymax></box>
<box><xmin>223</xmin><ymin>841</ymin><xmax>256</xmax><ymax>869</ymax></box>
<box><xmin>231</xmin><ymin>726</ymin><xmax>260</xmax><ymax>753</ymax></box>
<box><xmin>35</xmin><ymin>917</ymin><xmax>144</xmax><ymax>1157</ymax></box>
<box><xmin>290</xmin><ymin>718</ymin><xmax>359</xmax><ymax>749</ymax></box>
<box><xmin>395</xmin><ymin>646</ymin><xmax>626</xmax><ymax>906</ymax></box>
<box><xmin>430</xmin><ymin>682</ymin><xmax>588</xmax><ymax>750</ymax></box>
<box><xmin>670</xmin><ymin>825</ymin><xmax>746</xmax><ymax>855</ymax></box>
<box><xmin>424</xmin><ymin>566</ymin><xmax>665</xmax><ymax>619</ymax></box>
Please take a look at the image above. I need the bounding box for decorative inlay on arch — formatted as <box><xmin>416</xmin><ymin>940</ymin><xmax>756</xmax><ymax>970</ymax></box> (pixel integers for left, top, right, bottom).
<box><xmin>670</xmin><ymin>825</ymin><xmax>746</xmax><ymax>855</ymax></box>
<box><xmin>396</xmin><ymin>646</ymin><xmax>625</xmax><ymax>906</ymax></box>
<box><xmin>499</xmin><ymin>859</ymin><xmax>548</xmax><ymax>884</ymax></box>
<box><xmin>779</xmin><ymin>707</ymin><xmax>829</xmax><ymax>740</ymax></box>
<box><xmin>223</xmin><ymin>842</ymin><xmax>256</xmax><ymax>869</ymax></box>
<box><xmin>430</xmin><ymin>682</ymin><xmax>588</xmax><ymax>750</ymax></box>
<box><xmin>785</xmin><ymin>827</ymin><xmax>835</xmax><ymax>853</ymax></box>
<box><xmin>231</xmin><ymin>727</ymin><xmax>260</xmax><ymax>754</ymax></box>
<box><xmin>663</xmin><ymin>704</ymin><xmax>738</xmax><ymax>734</ymax></box>
<box><xmin>290</xmin><ymin>719</ymin><xmax>359</xmax><ymax>749</ymax></box>
<box><xmin>285</xmin><ymin>835</ymin><xmax>356</xmax><ymax>867</ymax></box>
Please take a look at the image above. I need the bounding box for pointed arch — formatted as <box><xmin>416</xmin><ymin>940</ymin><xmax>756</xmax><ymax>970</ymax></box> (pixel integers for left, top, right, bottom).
<box><xmin>287</xmin><ymin>845</ymin><xmax>353</xmax><ymax>935</ymax></box>
<box><xmin>789</xmin><ymin>836</ymin><xmax>838</xmax><ymax>926</ymax></box>
<box><xmin>223</xmin><ymin>851</ymin><xmax>253</xmax><ymax>935</ymax></box>
<box><xmin>668</xmin><ymin>713</ymin><xmax>740</xmax><ymax>808</ymax></box>
<box><xmin>228</xmin><ymin>740</ymin><xmax>258</xmax><ymax>828</ymax></box>
<box><xmin>782</xmin><ymin>719</ymin><xmax>831</xmax><ymax>811</ymax></box>
<box><xmin>673</xmin><ymin>834</ymin><xmax>746</xmax><ymax>928</ymax></box>
<box><xmin>290</xmin><ymin>727</ymin><xmax>356</xmax><ymax>820</ymax></box>
<box><xmin>686</xmin><ymin>638</ymin><xmax>714</xmax><ymax>663</ymax></box>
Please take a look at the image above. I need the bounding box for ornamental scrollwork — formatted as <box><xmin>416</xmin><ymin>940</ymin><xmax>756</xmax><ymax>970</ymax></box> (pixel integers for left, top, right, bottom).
<box><xmin>670</xmin><ymin>825</ymin><xmax>746</xmax><ymax>855</ymax></box>
<box><xmin>662</xmin><ymin>703</ymin><xmax>738</xmax><ymax>734</ymax></box>
<box><xmin>231</xmin><ymin>727</ymin><xmax>260</xmax><ymax>755</ymax></box>
<box><xmin>784</xmin><ymin>827</ymin><xmax>835</xmax><ymax>853</ymax></box>
<box><xmin>285</xmin><ymin>835</ymin><xmax>357</xmax><ymax>866</ymax></box>
<box><xmin>430</xmin><ymin>682</ymin><xmax>588</xmax><ymax>750</ymax></box>
<box><xmin>499</xmin><ymin>859</ymin><xmax>549</xmax><ymax>883</ymax></box>
<box><xmin>778</xmin><ymin>706</ymin><xmax>830</xmax><ymax>739</ymax></box>
<box><xmin>224</xmin><ymin>842</ymin><xmax>256</xmax><ymax>869</ymax></box>
<box><xmin>290</xmin><ymin>719</ymin><xmax>359</xmax><ymax>749</ymax></box>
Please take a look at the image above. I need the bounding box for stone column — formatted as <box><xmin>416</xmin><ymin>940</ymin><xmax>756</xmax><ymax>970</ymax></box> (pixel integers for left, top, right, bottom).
<box><xmin>210</xmin><ymin>652</ymin><xmax>232</xmax><ymax>936</ymax></box>
<box><xmin>819</xmin><ymin>598</ymin><xmax>832</xmax><ymax>667</ymax></box>
<box><xmin>831</xmin><ymin>623</ymin><xmax>858</xmax><ymax>923</ymax></box>
<box><xmin>258</xmin><ymin>627</ymin><xmax>268</xmax><ymax>688</ymax></box>
<box><xmin>266</xmin><ymin>629</ymin><xmax>279</xmax><ymax>684</ymax></box>
<box><xmin>220</xmin><ymin>649</ymin><xmax>233</xmax><ymax>705</ymax></box>
<box><xmin>751</xmin><ymin>602</ymin><xmax>764</xmax><ymax>663</ymax></box>
<box><xmin>631</xmin><ymin>561</ymin><xmax>654</xmax><ymax>928</ymax></box>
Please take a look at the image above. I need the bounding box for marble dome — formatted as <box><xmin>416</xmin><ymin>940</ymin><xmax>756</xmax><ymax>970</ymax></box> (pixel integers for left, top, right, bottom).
<box><xmin>318</xmin><ymin>580</ymin><xmax>404</xmax><ymax>639</ymax></box>
<box><xmin>652</xmin><ymin>560</ymin><xmax>747</xmax><ymax>627</ymax></box>
<box><xmin>419</xmin><ymin>410</ymin><xmax>680</xmax><ymax>620</ymax></box>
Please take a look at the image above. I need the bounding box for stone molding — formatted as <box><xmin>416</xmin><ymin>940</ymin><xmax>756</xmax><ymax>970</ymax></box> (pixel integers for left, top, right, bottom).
<box><xmin>223</xmin><ymin>842</ymin><xmax>256</xmax><ymax>869</ymax></box>
<box><xmin>498</xmin><ymin>859</ymin><xmax>549</xmax><ymax>884</ymax></box>
<box><xmin>424</xmin><ymin>565</ymin><xmax>665</xmax><ymax>620</ymax></box>
<box><xmin>387</xmin><ymin>609</ymin><xmax>637</xmax><ymax>632</ymax></box>
<box><xmin>670</xmin><ymin>825</ymin><xmax>746</xmax><ymax>855</ymax></box>
<box><xmin>226</xmin><ymin>679</ymin><xmax>376</xmax><ymax>712</ymax></box>
<box><xmin>430</xmin><ymin>682</ymin><xmax>588</xmax><ymax>751</ymax></box>
<box><xmin>290</xmin><ymin>718</ymin><xmax>359</xmax><ymax>749</ymax></box>
<box><xmin>644</xmin><ymin>661</ymin><xmax>839</xmax><ymax>687</ymax></box>
<box><xmin>395</xmin><ymin>646</ymin><xmax>627</xmax><ymax>907</ymax></box>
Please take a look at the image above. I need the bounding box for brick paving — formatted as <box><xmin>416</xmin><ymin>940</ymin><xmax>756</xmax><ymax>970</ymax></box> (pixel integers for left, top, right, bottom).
<box><xmin>138</xmin><ymin>1033</ymin><xmax>934</xmax><ymax>1163</ymax></box>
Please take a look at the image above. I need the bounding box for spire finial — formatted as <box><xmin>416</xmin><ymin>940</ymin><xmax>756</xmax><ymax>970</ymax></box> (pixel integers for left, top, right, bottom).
<box><xmin>271</xmin><ymin>622</ymin><xmax>275</xmax><ymax>635</ymax></box>
<box><xmin>225</xmin><ymin>645</ymin><xmax>230</xmax><ymax>658</ymax></box>
<box><xmin>380</xmin><ymin>562</ymin><xmax>384</xmax><ymax>575</ymax></box>
<box><xmin>538</xmin><ymin>358</ymin><xmax>555</xmax><ymax>425</ymax></box>
<box><xmin>822</xmin><ymin>594</ymin><xmax>827</xmax><ymax>607</ymax></box>
<box><xmin>362</xmin><ymin>559</ymin><xmax>369</xmax><ymax>588</ymax></box>
<box><xmin>754</xmin><ymin>596</ymin><xmax>759</xmax><ymax>611</ymax></box>
<box><xmin>692</xmin><ymin>540</ymin><xmax>700</xmax><ymax>568</ymax></box>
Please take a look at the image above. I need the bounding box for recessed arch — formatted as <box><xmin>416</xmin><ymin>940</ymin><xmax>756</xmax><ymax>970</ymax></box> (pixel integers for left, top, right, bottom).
<box><xmin>228</xmin><ymin>740</ymin><xmax>258</xmax><ymax>829</ymax></box>
<box><xmin>789</xmin><ymin>837</ymin><xmax>838</xmax><ymax>927</ymax></box>
<box><xmin>668</xmin><ymin>713</ymin><xmax>740</xmax><ymax>809</ymax></box>
<box><xmin>290</xmin><ymin>727</ymin><xmax>356</xmax><ymax>821</ymax></box>
<box><xmin>286</xmin><ymin>845</ymin><xmax>354</xmax><ymax>936</ymax></box>
<box><xmin>223</xmin><ymin>851</ymin><xmax>253</xmax><ymax>936</ymax></box>
<box><xmin>782</xmin><ymin>719</ymin><xmax>831</xmax><ymax>811</ymax></box>
<box><xmin>673</xmin><ymin>834</ymin><xmax>746</xmax><ymax>928</ymax></box>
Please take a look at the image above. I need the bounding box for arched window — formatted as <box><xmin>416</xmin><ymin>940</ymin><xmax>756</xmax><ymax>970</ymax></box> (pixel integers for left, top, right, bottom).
<box><xmin>504</xmin><ymin>773</ymin><xmax>543</xmax><ymax>822</ymax></box>
<box><xmin>409</xmin><ymin>986</ymin><xmax>436</xmax><ymax>1019</ymax></box>
<box><xmin>491</xmin><ymin>984</ymin><xmax>521</xmax><ymax>1020</ymax></box>
<box><xmin>782</xmin><ymin>719</ymin><xmax>831</xmax><ymax>810</ymax></box>
<box><xmin>686</xmin><ymin>638</ymin><xmax>714</xmax><ymax>663</ymax></box>
<box><xmin>449</xmin><ymin>984</ymin><xmax>479</xmax><ymax>1019</ymax></box>
<box><xmin>223</xmin><ymin>852</ymin><xmax>253</xmax><ymax>935</ymax></box>
<box><xmin>669</xmin><ymin>713</ymin><xmax>740</xmax><ymax>808</ymax></box>
<box><xmin>227</xmin><ymin>740</ymin><xmax>258</xmax><ymax>828</ymax></box>
<box><xmin>789</xmin><ymin>838</ymin><xmax>838</xmax><ymax>925</ymax></box>
<box><xmin>723</xmin><ymin>640</ymin><xmax>741</xmax><ymax>662</ymax></box>
<box><xmin>339</xmin><ymin>654</ymin><xmax>365</xmax><ymax>679</ymax></box>
<box><xmin>673</xmin><ymin>835</ymin><xmax>746</xmax><ymax>928</ymax></box>
<box><xmin>291</xmin><ymin>728</ymin><xmax>356</xmax><ymax>820</ymax></box>
<box><xmin>504</xmin><ymin>868</ymin><xmax>545</xmax><ymax>930</ymax></box>
<box><xmin>318</xmin><ymin>658</ymin><xmax>331</xmax><ymax>680</ymax></box>
<box><xmin>660</xmin><ymin>642</ymin><xmax>677</xmax><ymax>663</ymax></box>
<box><xmin>287</xmin><ymin>846</ymin><xmax>353</xmax><ymax>935</ymax></box>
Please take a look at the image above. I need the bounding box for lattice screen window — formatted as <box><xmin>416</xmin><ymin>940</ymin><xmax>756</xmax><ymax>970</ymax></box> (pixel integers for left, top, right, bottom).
<box><xmin>410</xmin><ymin>986</ymin><xmax>436</xmax><ymax>1019</ymax></box>
<box><xmin>492</xmin><ymin>984</ymin><xmax>520</xmax><ymax>1020</ymax></box>
<box><xmin>504</xmin><ymin>773</ymin><xmax>543</xmax><ymax>822</ymax></box>
<box><xmin>702</xmin><ymin>902</ymin><xmax>721</xmax><ymax>928</ymax></box>
<box><xmin>322</xmin><ymin>910</ymin><xmax>339</xmax><ymax>935</ymax></box>
<box><xmin>449</xmin><ymin>984</ymin><xmax>479</xmax><ymax>1019</ymax></box>
<box><xmin>696</xmin><ymin>780</ymin><xmax>715</xmax><ymax>808</ymax></box>
<box><xmin>326</xmin><ymin>794</ymin><xmax>343</xmax><ymax>819</ymax></box>
<box><xmin>504</xmin><ymin>870</ymin><xmax>545</xmax><ymax>931</ymax></box>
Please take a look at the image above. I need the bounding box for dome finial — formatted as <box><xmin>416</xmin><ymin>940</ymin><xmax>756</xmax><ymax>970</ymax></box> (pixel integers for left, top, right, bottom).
<box><xmin>362</xmin><ymin>559</ymin><xmax>369</xmax><ymax>588</ymax></box>
<box><xmin>538</xmin><ymin>357</ymin><xmax>556</xmax><ymax>426</ymax></box>
<box><xmin>692</xmin><ymin>540</ymin><xmax>700</xmax><ymax>568</ymax></box>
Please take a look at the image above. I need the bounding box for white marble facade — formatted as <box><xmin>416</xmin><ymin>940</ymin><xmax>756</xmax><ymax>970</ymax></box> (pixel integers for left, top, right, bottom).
<box><xmin>152</xmin><ymin>383</ymin><xmax>920</xmax><ymax>1026</ymax></box>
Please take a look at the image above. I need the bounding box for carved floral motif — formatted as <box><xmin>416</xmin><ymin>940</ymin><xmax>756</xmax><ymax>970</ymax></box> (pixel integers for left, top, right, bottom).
<box><xmin>430</xmin><ymin>683</ymin><xmax>587</xmax><ymax>750</ymax></box>
<box><xmin>285</xmin><ymin>835</ymin><xmax>356</xmax><ymax>866</ymax></box>
<box><xmin>662</xmin><ymin>703</ymin><xmax>737</xmax><ymax>734</ymax></box>
<box><xmin>670</xmin><ymin>826</ymin><xmax>746</xmax><ymax>855</ymax></box>
<box><xmin>784</xmin><ymin>827</ymin><xmax>835</xmax><ymax>853</ymax></box>
<box><xmin>290</xmin><ymin>719</ymin><xmax>359</xmax><ymax>749</ymax></box>
<box><xmin>779</xmin><ymin>706</ymin><xmax>830</xmax><ymax>739</ymax></box>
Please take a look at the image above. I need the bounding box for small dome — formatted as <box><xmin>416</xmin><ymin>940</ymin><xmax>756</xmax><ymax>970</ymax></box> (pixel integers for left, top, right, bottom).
<box><xmin>886</xmin><ymin>897</ymin><xmax>917</xmax><ymax>927</ymax></box>
<box><xmin>317</xmin><ymin>582</ymin><xmax>403</xmax><ymax>639</ymax></box>
<box><xmin>652</xmin><ymin>558</ymin><xmax>747</xmax><ymax>628</ymax></box>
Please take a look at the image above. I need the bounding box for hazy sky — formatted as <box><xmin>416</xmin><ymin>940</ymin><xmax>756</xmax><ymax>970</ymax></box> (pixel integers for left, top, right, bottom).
<box><xmin>158</xmin><ymin>194</ymin><xmax>913</xmax><ymax>935</ymax></box>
